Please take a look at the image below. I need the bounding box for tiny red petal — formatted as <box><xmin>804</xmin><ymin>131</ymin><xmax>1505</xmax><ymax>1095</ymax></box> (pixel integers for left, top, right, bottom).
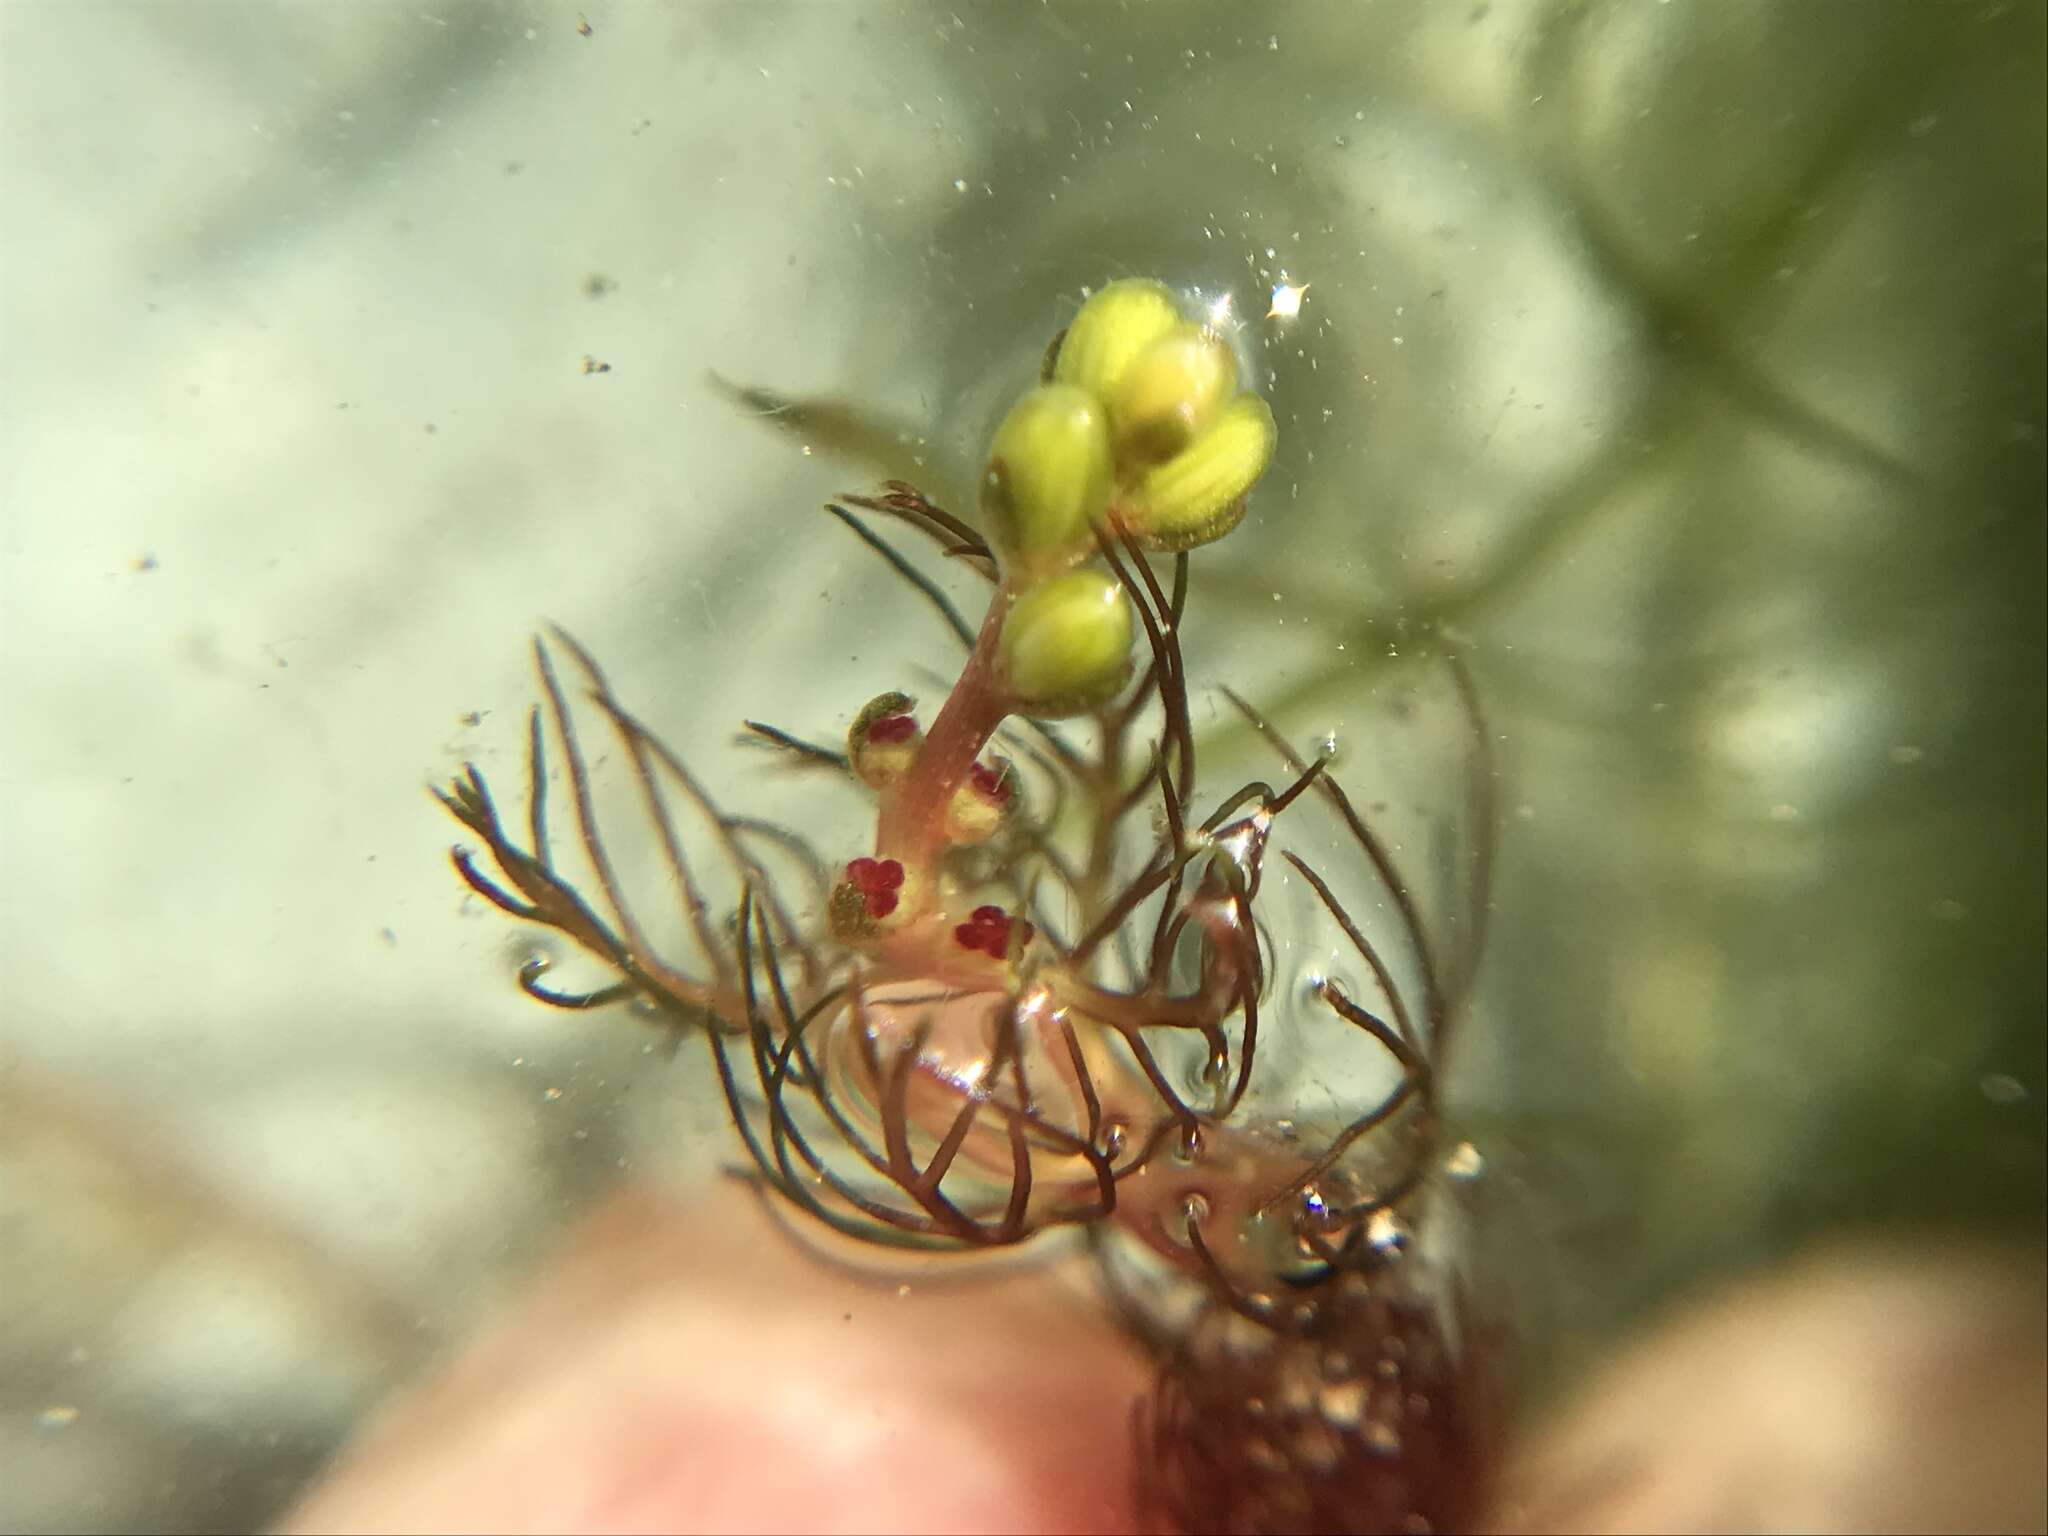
<box><xmin>845</xmin><ymin>857</ymin><xmax>906</xmax><ymax>917</ymax></box>
<box><xmin>867</xmin><ymin>714</ymin><xmax>918</xmax><ymax>744</ymax></box>
<box><xmin>953</xmin><ymin>904</ymin><xmax>1022</xmax><ymax>959</ymax></box>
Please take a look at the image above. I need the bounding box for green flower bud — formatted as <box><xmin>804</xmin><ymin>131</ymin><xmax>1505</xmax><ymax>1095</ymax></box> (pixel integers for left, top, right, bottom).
<box><xmin>1051</xmin><ymin>278</ymin><xmax>1184</xmax><ymax>400</ymax></box>
<box><xmin>981</xmin><ymin>384</ymin><xmax>1113</xmax><ymax>561</ymax></box>
<box><xmin>997</xmin><ymin>570</ymin><xmax>1135</xmax><ymax>718</ymax></box>
<box><xmin>1123</xmin><ymin>393</ymin><xmax>1278</xmax><ymax>552</ymax></box>
<box><xmin>1108</xmin><ymin>325</ymin><xmax>1238</xmax><ymax>465</ymax></box>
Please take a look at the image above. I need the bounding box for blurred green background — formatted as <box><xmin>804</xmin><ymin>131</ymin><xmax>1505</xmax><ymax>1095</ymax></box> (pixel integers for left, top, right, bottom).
<box><xmin>3</xmin><ymin>2</ymin><xmax>2041</xmax><ymax>1528</ymax></box>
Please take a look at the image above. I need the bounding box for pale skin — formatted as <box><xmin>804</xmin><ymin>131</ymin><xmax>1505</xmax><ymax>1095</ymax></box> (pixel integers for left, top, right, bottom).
<box><xmin>282</xmin><ymin>1184</ymin><xmax>2046</xmax><ymax>1535</ymax></box>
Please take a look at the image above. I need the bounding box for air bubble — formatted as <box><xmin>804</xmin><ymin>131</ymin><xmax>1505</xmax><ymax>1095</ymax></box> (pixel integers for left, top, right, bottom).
<box><xmin>1317</xmin><ymin>1379</ymin><xmax>1367</xmax><ymax>1429</ymax></box>
<box><xmin>1362</xmin><ymin>1414</ymin><xmax>1403</xmax><ymax>1457</ymax></box>
<box><xmin>1294</xmin><ymin>1419</ymin><xmax>1343</xmax><ymax>1473</ymax></box>
<box><xmin>1244</xmin><ymin>1435</ymin><xmax>1286</xmax><ymax>1472</ymax></box>
<box><xmin>1365</xmin><ymin>1206</ymin><xmax>1411</xmax><ymax>1256</ymax></box>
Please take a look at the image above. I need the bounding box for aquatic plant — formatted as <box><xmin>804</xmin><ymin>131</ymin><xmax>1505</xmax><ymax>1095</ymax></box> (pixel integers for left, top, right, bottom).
<box><xmin>436</xmin><ymin>277</ymin><xmax>1501</xmax><ymax>1533</ymax></box>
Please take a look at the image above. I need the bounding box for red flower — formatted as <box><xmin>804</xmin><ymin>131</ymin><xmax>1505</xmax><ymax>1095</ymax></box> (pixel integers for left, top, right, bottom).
<box><xmin>845</xmin><ymin>857</ymin><xmax>905</xmax><ymax>918</ymax></box>
<box><xmin>953</xmin><ymin>903</ymin><xmax>1033</xmax><ymax>960</ymax></box>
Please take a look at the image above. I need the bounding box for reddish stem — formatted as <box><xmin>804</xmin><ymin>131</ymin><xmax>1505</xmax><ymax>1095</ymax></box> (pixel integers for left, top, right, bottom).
<box><xmin>875</xmin><ymin>589</ymin><xmax>1015</xmax><ymax>885</ymax></box>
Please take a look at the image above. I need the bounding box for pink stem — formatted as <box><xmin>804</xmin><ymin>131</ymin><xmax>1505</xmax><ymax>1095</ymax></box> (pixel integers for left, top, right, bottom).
<box><xmin>875</xmin><ymin>589</ymin><xmax>1015</xmax><ymax>885</ymax></box>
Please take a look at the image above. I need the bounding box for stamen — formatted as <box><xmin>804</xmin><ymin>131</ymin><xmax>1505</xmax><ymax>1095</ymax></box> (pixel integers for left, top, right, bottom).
<box><xmin>952</xmin><ymin>902</ymin><xmax>1033</xmax><ymax>958</ymax></box>
<box><xmin>845</xmin><ymin>856</ymin><xmax>905</xmax><ymax>918</ymax></box>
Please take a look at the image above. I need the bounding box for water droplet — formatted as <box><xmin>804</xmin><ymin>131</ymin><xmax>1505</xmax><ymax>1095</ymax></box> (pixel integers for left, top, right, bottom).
<box><xmin>541</xmin><ymin>1086</ymin><xmax>564</xmax><ymax>1102</ymax></box>
<box><xmin>1362</xmin><ymin>1414</ymin><xmax>1402</xmax><ymax>1456</ymax></box>
<box><xmin>36</xmin><ymin>1406</ymin><xmax>79</xmax><ymax>1431</ymax></box>
<box><xmin>951</xmin><ymin>177</ymin><xmax>968</xmax><ymax>193</ymax></box>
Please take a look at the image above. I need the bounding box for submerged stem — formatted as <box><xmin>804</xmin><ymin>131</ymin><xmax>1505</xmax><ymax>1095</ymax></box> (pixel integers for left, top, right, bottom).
<box><xmin>875</xmin><ymin>589</ymin><xmax>1016</xmax><ymax>881</ymax></box>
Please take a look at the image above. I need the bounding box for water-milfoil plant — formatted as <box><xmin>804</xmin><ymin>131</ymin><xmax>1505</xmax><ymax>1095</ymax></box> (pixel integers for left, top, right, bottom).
<box><xmin>436</xmin><ymin>276</ymin><xmax>1501</xmax><ymax>1533</ymax></box>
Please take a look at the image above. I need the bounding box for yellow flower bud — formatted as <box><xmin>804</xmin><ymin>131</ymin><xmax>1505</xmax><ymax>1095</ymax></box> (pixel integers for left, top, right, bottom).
<box><xmin>1123</xmin><ymin>393</ymin><xmax>1278</xmax><ymax>551</ymax></box>
<box><xmin>997</xmin><ymin>570</ymin><xmax>1135</xmax><ymax>718</ymax></box>
<box><xmin>943</xmin><ymin>758</ymin><xmax>1016</xmax><ymax>845</ymax></box>
<box><xmin>847</xmin><ymin>692</ymin><xmax>920</xmax><ymax>788</ymax></box>
<box><xmin>1051</xmin><ymin>278</ymin><xmax>1183</xmax><ymax>400</ymax></box>
<box><xmin>981</xmin><ymin>384</ymin><xmax>1113</xmax><ymax>561</ymax></box>
<box><xmin>1108</xmin><ymin>325</ymin><xmax>1238</xmax><ymax>465</ymax></box>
